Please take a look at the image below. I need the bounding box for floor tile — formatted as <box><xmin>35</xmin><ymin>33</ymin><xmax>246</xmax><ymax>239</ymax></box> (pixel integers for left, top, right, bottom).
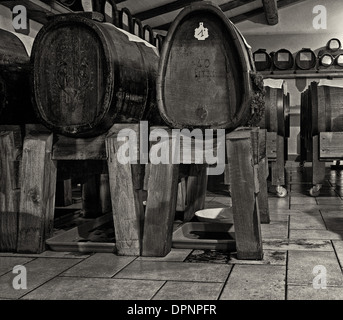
<box><xmin>262</xmin><ymin>239</ymin><xmax>333</xmax><ymax>251</ymax></box>
<box><xmin>322</xmin><ymin>216</ymin><xmax>343</xmax><ymax>231</ymax></box>
<box><xmin>137</xmin><ymin>249</ymin><xmax>192</xmax><ymax>262</ymax></box>
<box><xmin>268</xmin><ymin>209</ymin><xmax>310</xmax><ymax>215</ymax></box>
<box><xmin>288</xmin><ymin>251</ymin><xmax>343</xmax><ymax>286</ymax></box>
<box><xmin>219</xmin><ymin>265</ymin><xmax>285</xmax><ymax>300</ymax></box>
<box><xmin>287</xmin><ymin>285</ymin><xmax>343</xmax><ymax>300</ymax></box>
<box><xmin>153</xmin><ymin>281</ymin><xmax>222</xmax><ymax>300</ymax></box>
<box><xmin>0</xmin><ymin>258</ymin><xmax>80</xmax><ymax>299</ymax></box>
<box><xmin>114</xmin><ymin>261</ymin><xmax>231</xmax><ymax>282</ymax></box>
<box><xmin>268</xmin><ymin>214</ymin><xmax>289</xmax><ymax>222</ymax></box>
<box><xmin>332</xmin><ymin>241</ymin><xmax>343</xmax><ymax>267</ymax></box>
<box><xmin>0</xmin><ymin>251</ymin><xmax>90</xmax><ymax>259</ymax></box>
<box><xmin>229</xmin><ymin>250</ymin><xmax>286</xmax><ymax>265</ymax></box>
<box><xmin>316</xmin><ymin>197</ymin><xmax>343</xmax><ymax>205</ymax></box>
<box><xmin>290</xmin><ymin>229</ymin><xmax>343</xmax><ymax>240</ymax></box>
<box><xmin>22</xmin><ymin>277</ymin><xmax>164</xmax><ymax>300</ymax></box>
<box><xmin>261</xmin><ymin>221</ymin><xmax>288</xmax><ymax>239</ymax></box>
<box><xmin>0</xmin><ymin>257</ymin><xmax>34</xmax><ymax>277</ymax></box>
<box><xmin>290</xmin><ymin>197</ymin><xmax>317</xmax><ymax>205</ymax></box>
<box><xmin>61</xmin><ymin>253</ymin><xmax>135</xmax><ymax>278</ymax></box>
<box><xmin>289</xmin><ymin>214</ymin><xmax>326</xmax><ymax>230</ymax></box>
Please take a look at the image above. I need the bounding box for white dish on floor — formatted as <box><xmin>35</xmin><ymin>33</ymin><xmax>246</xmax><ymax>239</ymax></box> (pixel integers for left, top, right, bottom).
<box><xmin>195</xmin><ymin>207</ymin><xmax>233</xmax><ymax>224</ymax></box>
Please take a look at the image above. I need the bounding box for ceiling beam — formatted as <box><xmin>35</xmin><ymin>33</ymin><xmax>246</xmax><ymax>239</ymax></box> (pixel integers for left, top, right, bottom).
<box><xmin>262</xmin><ymin>0</ymin><xmax>278</xmax><ymax>25</ymax></box>
<box><xmin>135</xmin><ymin>0</ymin><xmax>259</xmax><ymax>22</ymax></box>
<box><xmin>134</xmin><ymin>0</ymin><xmax>200</xmax><ymax>21</ymax></box>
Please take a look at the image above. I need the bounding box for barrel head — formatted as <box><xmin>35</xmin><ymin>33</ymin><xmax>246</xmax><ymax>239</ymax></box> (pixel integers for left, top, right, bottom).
<box><xmin>32</xmin><ymin>16</ymin><xmax>112</xmax><ymax>136</ymax></box>
<box><xmin>157</xmin><ymin>3</ymin><xmax>253</xmax><ymax>130</ymax></box>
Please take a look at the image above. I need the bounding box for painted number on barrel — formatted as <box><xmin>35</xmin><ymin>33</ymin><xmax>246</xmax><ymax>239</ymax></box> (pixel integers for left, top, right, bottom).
<box><xmin>194</xmin><ymin>22</ymin><xmax>209</xmax><ymax>41</ymax></box>
<box><xmin>193</xmin><ymin>59</ymin><xmax>215</xmax><ymax>81</ymax></box>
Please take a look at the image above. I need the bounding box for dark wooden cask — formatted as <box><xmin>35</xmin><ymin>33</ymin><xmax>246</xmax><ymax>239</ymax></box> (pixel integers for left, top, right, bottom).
<box><xmin>31</xmin><ymin>13</ymin><xmax>160</xmax><ymax>137</ymax></box>
<box><xmin>0</xmin><ymin>29</ymin><xmax>37</xmax><ymax>125</ymax></box>
<box><xmin>157</xmin><ymin>2</ymin><xmax>264</xmax><ymax>130</ymax></box>
<box><xmin>258</xmin><ymin>82</ymin><xmax>288</xmax><ymax>137</ymax></box>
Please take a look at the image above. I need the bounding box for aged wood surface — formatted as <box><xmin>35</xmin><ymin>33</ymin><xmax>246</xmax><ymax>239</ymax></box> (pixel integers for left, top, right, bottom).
<box><xmin>106</xmin><ymin>124</ymin><xmax>142</xmax><ymax>256</ymax></box>
<box><xmin>17</xmin><ymin>133</ymin><xmax>57</xmax><ymax>253</ymax></box>
<box><xmin>0</xmin><ymin>129</ymin><xmax>22</xmax><ymax>251</ymax></box>
<box><xmin>157</xmin><ymin>2</ymin><xmax>255</xmax><ymax>130</ymax></box>
<box><xmin>32</xmin><ymin>13</ymin><xmax>160</xmax><ymax>137</ymax></box>
<box><xmin>320</xmin><ymin>132</ymin><xmax>343</xmax><ymax>159</ymax></box>
<box><xmin>226</xmin><ymin>129</ymin><xmax>263</xmax><ymax>260</ymax></box>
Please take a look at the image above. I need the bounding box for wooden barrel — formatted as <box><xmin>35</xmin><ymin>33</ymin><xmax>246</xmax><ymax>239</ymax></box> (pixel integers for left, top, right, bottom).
<box><xmin>0</xmin><ymin>29</ymin><xmax>37</xmax><ymax>125</ymax></box>
<box><xmin>300</xmin><ymin>82</ymin><xmax>343</xmax><ymax>161</ymax></box>
<box><xmin>273</xmin><ymin>49</ymin><xmax>294</xmax><ymax>70</ymax></box>
<box><xmin>31</xmin><ymin>13</ymin><xmax>160</xmax><ymax>137</ymax></box>
<box><xmin>253</xmin><ymin>49</ymin><xmax>272</xmax><ymax>71</ymax></box>
<box><xmin>258</xmin><ymin>82</ymin><xmax>288</xmax><ymax>137</ymax></box>
<box><xmin>157</xmin><ymin>2</ymin><xmax>263</xmax><ymax>130</ymax></box>
<box><xmin>295</xmin><ymin>48</ymin><xmax>317</xmax><ymax>70</ymax></box>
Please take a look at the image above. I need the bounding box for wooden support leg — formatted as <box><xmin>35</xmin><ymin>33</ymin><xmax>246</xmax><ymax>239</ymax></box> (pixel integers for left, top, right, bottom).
<box><xmin>183</xmin><ymin>164</ymin><xmax>208</xmax><ymax>222</ymax></box>
<box><xmin>17</xmin><ymin>133</ymin><xmax>57</xmax><ymax>253</ymax></box>
<box><xmin>226</xmin><ymin>129</ymin><xmax>263</xmax><ymax>260</ymax></box>
<box><xmin>271</xmin><ymin>134</ymin><xmax>285</xmax><ymax>187</ymax></box>
<box><xmin>311</xmin><ymin>135</ymin><xmax>326</xmax><ymax>196</ymax></box>
<box><xmin>258</xmin><ymin>157</ymin><xmax>270</xmax><ymax>224</ymax></box>
<box><xmin>257</xmin><ymin>129</ymin><xmax>270</xmax><ymax>224</ymax></box>
<box><xmin>106</xmin><ymin>124</ymin><xmax>143</xmax><ymax>256</ymax></box>
<box><xmin>142</xmin><ymin>162</ymin><xmax>179</xmax><ymax>256</ymax></box>
<box><xmin>55</xmin><ymin>178</ymin><xmax>72</xmax><ymax>207</ymax></box>
<box><xmin>0</xmin><ymin>129</ymin><xmax>21</xmax><ymax>252</ymax></box>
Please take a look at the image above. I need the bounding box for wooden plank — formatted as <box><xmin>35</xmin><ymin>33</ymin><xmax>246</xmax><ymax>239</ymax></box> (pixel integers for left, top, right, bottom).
<box><xmin>52</xmin><ymin>134</ymin><xmax>107</xmax><ymax>160</ymax></box>
<box><xmin>262</xmin><ymin>0</ymin><xmax>278</xmax><ymax>25</ymax></box>
<box><xmin>17</xmin><ymin>133</ymin><xmax>57</xmax><ymax>253</ymax></box>
<box><xmin>320</xmin><ymin>132</ymin><xmax>343</xmax><ymax>160</ymax></box>
<box><xmin>0</xmin><ymin>129</ymin><xmax>22</xmax><ymax>251</ymax></box>
<box><xmin>312</xmin><ymin>135</ymin><xmax>326</xmax><ymax>185</ymax></box>
<box><xmin>106</xmin><ymin>124</ymin><xmax>142</xmax><ymax>256</ymax></box>
<box><xmin>255</xmin><ymin>129</ymin><xmax>269</xmax><ymax>224</ymax></box>
<box><xmin>176</xmin><ymin>177</ymin><xmax>187</xmax><ymax>212</ymax></box>
<box><xmin>142</xmin><ymin>131</ymin><xmax>179</xmax><ymax>256</ymax></box>
<box><xmin>183</xmin><ymin>164</ymin><xmax>208</xmax><ymax>222</ymax></box>
<box><xmin>271</xmin><ymin>135</ymin><xmax>285</xmax><ymax>186</ymax></box>
<box><xmin>142</xmin><ymin>162</ymin><xmax>179</xmax><ymax>256</ymax></box>
<box><xmin>258</xmin><ymin>157</ymin><xmax>270</xmax><ymax>224</ymax></box>
<box><xmin>226</xmin><ymin>129</ymin><xmax>263</xmax><ymax>260</ymax></box>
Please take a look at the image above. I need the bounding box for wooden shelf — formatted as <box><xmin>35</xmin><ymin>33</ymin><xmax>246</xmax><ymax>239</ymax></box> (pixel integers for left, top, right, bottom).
<box><xmin>1</xmin><ymin>0</ymin><xmax>73</xmax><ymax>24</ymax></box>
<box><xmin>261</xmin><ymin>70</ymin><xmax>343</xmax><ymax>79</ymax></box>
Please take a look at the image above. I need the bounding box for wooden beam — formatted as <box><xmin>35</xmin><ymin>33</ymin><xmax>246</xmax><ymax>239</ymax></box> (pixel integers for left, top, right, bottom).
<box><xmin>262</xmin><ymin>0</ymin><xmax>278</xmax><ymax>25</ymax></box>
<box><xmin>134</xmin><ymin>0</ymin><xmax>198</xmax><ymax>21</ymax></box>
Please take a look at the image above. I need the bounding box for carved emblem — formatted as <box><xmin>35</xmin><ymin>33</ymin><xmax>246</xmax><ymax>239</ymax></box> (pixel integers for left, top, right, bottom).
<box><xmin>194</xmin><ymin>22</ymin><xmax>209</xmax><ymax>41</ymax></box>
<box><xmin>53</xmin><ymin>34</ymin><xmax>92</xmax><ymax>111</ymax></box>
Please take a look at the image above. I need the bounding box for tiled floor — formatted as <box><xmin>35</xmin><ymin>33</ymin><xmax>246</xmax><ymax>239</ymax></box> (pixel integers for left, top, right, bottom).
<box><xmin>1</xmin><ymin>161</ymin><xmax>343</xmax><ymax>300</ymax></box>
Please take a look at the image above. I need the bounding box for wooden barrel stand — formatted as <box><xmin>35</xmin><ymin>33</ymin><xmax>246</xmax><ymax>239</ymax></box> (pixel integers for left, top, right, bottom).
<box><xmin>0</xmin><ymin>123</ymin><xmax>268</xmax><ymax>259</ymax></box>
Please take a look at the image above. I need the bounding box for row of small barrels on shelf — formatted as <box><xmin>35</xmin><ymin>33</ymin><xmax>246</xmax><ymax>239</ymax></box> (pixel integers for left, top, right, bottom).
<box><xmin>254</xmin><ymin>38</ymin><xmax>343</xmax><ymax>72</ymax></box>
<box><xmin>56</xmin><ymin>0</ymin><xmax>166</xmax><ymax>52</ymax></box>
